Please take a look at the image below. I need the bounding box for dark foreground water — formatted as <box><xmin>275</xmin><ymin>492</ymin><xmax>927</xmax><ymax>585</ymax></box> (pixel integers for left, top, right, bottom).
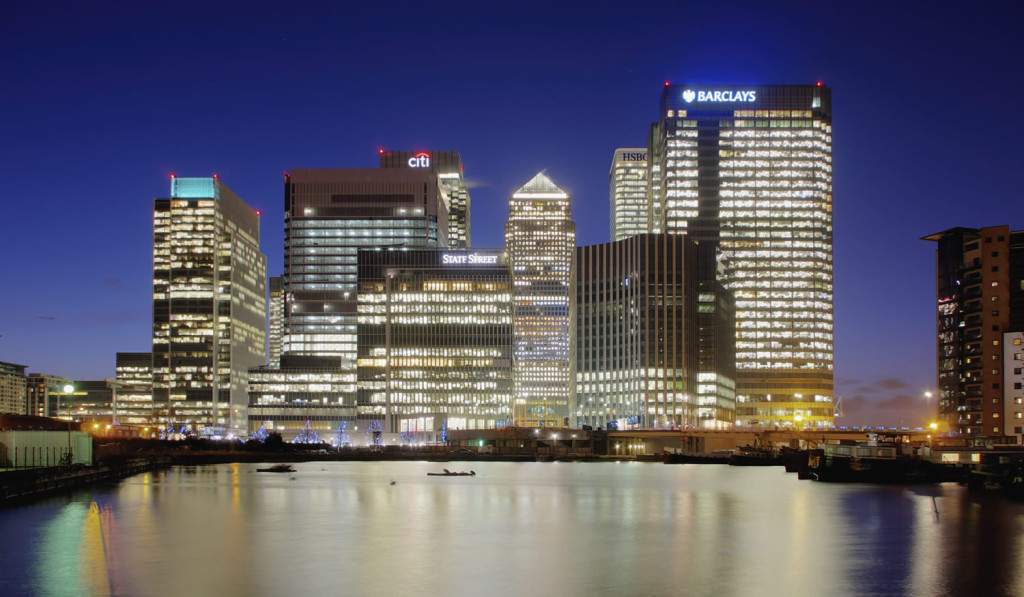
<box><xmin>1</xmin><ymin>462</ymin><xmax>1023</xmax><ymax>597</ymax></box>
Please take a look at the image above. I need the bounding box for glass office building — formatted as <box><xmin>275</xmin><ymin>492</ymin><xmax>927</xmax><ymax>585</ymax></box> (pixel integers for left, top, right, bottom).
<box><xmin>576</xmin><ymin>234</ymin><xmax>702</xmax><ymax>429</ymax></box>
<box><xmin>152</xmin><ymin>176</ymin><xmax>267</xmax><ymax>434</ymax></box>
<box><xmin>609</xmin><ymin>148</ymin><xmax>649</xmax><ymax>241</ymax></box>
<box><xmin>252</xmin><ymin>169</ymin><xmax>449</xmax><ymax>438</ymax></box>
<box><xmin>650</xmin><ymin>84</ymin><xmax>834</xmax><ymax>427</ymax></box>
<box><xmin>356</xmin><ymin>249</ymin><xmax>514</xmax><ymax>435</ymax></box>
<box><xmin>505</xmin><ymin>173</ymin><xmax>576</xmax><ymax>427</ymax></box>
<box><xmin>380</xmin><ymin>150</ymin><xmax>470</xmax><ymax>249</ymax></box>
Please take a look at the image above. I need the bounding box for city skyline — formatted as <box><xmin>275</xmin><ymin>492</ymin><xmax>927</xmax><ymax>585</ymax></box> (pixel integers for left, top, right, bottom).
<box><xmin>3</xmin><ymin>2</ymin><xmax>1023</xmax><ymax>427</ymax></box>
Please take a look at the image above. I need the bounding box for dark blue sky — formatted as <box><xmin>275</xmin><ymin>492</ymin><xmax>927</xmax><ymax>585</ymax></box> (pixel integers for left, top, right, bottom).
<box><xmin>3</xmin><ymin>1</ymin><xmax>1022</xmax><ymax>426</ymax></box>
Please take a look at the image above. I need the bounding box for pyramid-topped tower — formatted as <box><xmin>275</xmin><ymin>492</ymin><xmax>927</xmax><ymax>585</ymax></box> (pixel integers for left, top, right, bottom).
<box><xmin>505</xmin><ymin>173</ymin><xmax>576</xmax><ymax>427</ymax></box>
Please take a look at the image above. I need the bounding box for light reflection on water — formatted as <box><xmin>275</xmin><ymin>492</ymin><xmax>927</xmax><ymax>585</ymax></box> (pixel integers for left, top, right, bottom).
<box><xmin>1</xmin><ymin>462</ymin><xmax>1023</xmax><ymax>597</ymax></box>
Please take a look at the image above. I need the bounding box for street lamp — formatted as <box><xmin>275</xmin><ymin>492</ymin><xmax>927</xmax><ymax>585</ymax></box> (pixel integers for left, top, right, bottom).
<box><xmin>61</xmin><ymin>384</ymin><xmax>74</xmax><ymax>465</ymax></box>
<box><xmin>924</xmin><ymin>391</ymin><xmax>934</xmax><ymax>426</ymax></box>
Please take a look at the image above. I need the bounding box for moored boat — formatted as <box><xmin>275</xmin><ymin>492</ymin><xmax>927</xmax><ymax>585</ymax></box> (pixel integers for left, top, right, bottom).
<box><xmin>427</xmin><ymin>469</ymin><xmax>476</xmax><ymax>477</ymax></box>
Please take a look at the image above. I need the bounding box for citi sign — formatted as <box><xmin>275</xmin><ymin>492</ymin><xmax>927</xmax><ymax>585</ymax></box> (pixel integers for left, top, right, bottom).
<box><xmin>408</xmin><ymin>152</ymin><xmax>431</xmax><ymax>168</ymax></box>
<box><xmin>682</xmin><ymin>89</ymin><xmax>757</xmax><ymax>103</ymax></box>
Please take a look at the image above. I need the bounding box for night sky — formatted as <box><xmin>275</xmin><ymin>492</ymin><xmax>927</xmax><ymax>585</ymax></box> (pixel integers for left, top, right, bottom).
<box><xmin>3</xmin><ymin>1</ymin><xmax>1022</xmax><ymax>427</ymax></box>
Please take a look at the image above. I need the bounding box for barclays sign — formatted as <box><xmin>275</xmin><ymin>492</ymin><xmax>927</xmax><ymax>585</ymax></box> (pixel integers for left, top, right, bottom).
<box><xmin>682</xmin><ymin>89</ymin><xmax>757</xmax><ymax>103</ymax></box>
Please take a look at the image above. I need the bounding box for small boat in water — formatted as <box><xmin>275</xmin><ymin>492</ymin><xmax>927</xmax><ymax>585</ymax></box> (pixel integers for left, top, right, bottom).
<box><xmin>427</xmin><ymin>469</ymin><xmax>476</xmax><ymax>477</ymax></box>
<box><xmin>257</xmin><ymin>464</ymin><xmax>296</xmax><ymax>473</ymax></box>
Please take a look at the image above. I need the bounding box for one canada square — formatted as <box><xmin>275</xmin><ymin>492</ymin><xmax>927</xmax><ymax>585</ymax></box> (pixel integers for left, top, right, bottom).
<box><xmin>647</xmin><ymin>84</ymin><xmax>834</xmax><ymax>426</ymax></box>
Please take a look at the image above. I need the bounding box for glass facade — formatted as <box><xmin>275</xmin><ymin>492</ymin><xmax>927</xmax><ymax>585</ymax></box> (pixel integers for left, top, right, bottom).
<box><xmin>152</xmin><ymin>177</ymin><xmax>267</xmax><ymax>435</ymax></box>
<box><xmin>576</xmin><ymin>235</ymin><xmax>708</xmax><ymax>429</ymax></box>
<box><xmin>652</xmin><ymin>85</ymin><xmax>834</xmax><ymax>427</ymax></box>
<box><xmin>115</xmin><ymin>352</ymin><xmax>154</xmax><ymax>425</ymax></box>
<box><xmin>356</xmin><ymin>249</ymin><xmax>514</xmax><ymax>434</ymax></box>
<box><xmin>609</xmin><ymin>148</ymin><xmax>649</xmax><ymax>241</ymax></box>
<box><xmin>506</xmin><ymin>173</ymin><xmax>576</xmax><ymax>427</ymax></box>
<box><xmin>379</xmin><ymin>151</ymin><xmax>471</xmax><ymax>249</ymax></box>
<box><xmin>266</xmin><ymin>169</ymin><xmax>449</xmax><ymax>438</ymax></box>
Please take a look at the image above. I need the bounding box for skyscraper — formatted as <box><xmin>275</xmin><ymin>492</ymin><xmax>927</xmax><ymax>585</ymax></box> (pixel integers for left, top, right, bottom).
<box><xmin>152</xmin><ymin>176</ymin><xmax>267</xmax><ymax>434</ymax></box>
<box><xmin>380</xmin><ymin>150</ymin><xmax>470</xmax><ymax>248</ymax></box>
<box><xmin>249</xmin><ymin>168</ymin><xmax>450</xmax><ymax>438</ymax></box>
<box><xmin>267</xmin><ymin>276</ymin><xmax>284</xmax><ymax>368</ymax></box>
<box><xmin>650</xmin><ymin>84</ymin><xmax>834</xmax><ymax>427</ymax></box>
<box><xmin>610</xmin><ymin>148</ymin><xmax>649</xmax><ymax>241</ymax></box>
<box><xmin>923</xmin><ymin>226</ymin><xmax>1024</xmax><ymax>440</ymax></box>
<box><xmin>356</xmin><ymin>248</ymin><xmax>514</xmax><ymax>434</ymax></box>
<box><xmin>575</xmin><ymin>234</ymin><xmax>704</xmax><ymax>429</ymax></box>
<box><xmin>505</xmin><ymin>173</ymin><xmax>576</xmax><ymax>427</ymax></box>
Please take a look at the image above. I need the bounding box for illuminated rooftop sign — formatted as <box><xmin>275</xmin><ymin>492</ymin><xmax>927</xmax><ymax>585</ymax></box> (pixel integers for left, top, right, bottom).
<box><xmin>442</xmin><ymin>252</ymin><xmax>500</xmax><ymax>265</ymax></box>
<box><xmin>682</xmin><ymin>89</ymin><xmax>757</xmax><ymax>103</ymax></box>
<box><xmin>408</xmin><ymin>152</ymin><xmax>430</xmax><ymax>168</ymax></box>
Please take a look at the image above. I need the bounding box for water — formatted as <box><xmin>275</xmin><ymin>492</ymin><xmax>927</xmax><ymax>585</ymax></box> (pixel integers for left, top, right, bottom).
<box><xmin>2</xmin><ymin>462</ymin><xmax>1023</xmax><ymax>597</ymax></box>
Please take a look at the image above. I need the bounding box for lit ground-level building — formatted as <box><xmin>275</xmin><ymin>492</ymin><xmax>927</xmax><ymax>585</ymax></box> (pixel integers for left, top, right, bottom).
<box><xmin>649</xmin><ymin>84</ymin><xmax>835</xmax><ymax>427</ymax></box>
<box><xmin>356</xmin><ymin>248</ymin><xmax>514</xmax><ymax>437</ymax></box>
<box><xmin>152</xmin><ymin>176</ymin><xmax>267</xmax><ymax>435</ymax></box>
<box><xmin>609</xmin><ymin>148</ymin><xmax>649</xmax><ymax>241</ymax></box>
<box><xmin>247</xmin><ymin>355</ymin><xmax>354</xmax><ymax>442</ymax></box>
<box><xmin>115</xmin><ymin>352</ymin><xmax>154</xmax><ymax>425</ymax></box>
<box><xmin>506</xmin><ymin>173</ymin><xmax>576</xmax><ymax>427</ymax></box>
<box><xmin>575</xmin><ymin>234</ymin><xmax>731</xmax><ymax>430</ymax></box>
<box><xmin>26</xmin><ymin>372</ymin><xmax>71</xmax><ymax>417</ymax></box>
<box><xmin>923</xmin><ymin>226</ymin><xmax>1024</xmax><ymax>441</ymax></box>
<box><xmin>0</xmin><ymin>361</ymin><xmax>28</xmax><ymax>415</ymax></box>
<box><xmin>51</xmin><ymin>379</ymin><xmax>145</xmax><ymax>429</ymax></box>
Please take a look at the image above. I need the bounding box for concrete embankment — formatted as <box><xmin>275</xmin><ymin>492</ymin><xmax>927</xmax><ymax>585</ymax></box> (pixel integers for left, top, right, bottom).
<box><xmin>0</xmin><ymin>457</ymin><xmax>169</xmax><ymax>504</ymax></box>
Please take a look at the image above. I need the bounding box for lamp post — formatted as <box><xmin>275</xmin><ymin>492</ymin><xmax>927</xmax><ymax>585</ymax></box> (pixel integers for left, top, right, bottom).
<box><xmin>61</xmin><ymin>384</ymin><xmax>74</xmax><ymax>465</ymax></box>
<box><xmin>924</xmin><ymin>391</ymin><xmax>934</xmax><ymax>427</ymax></box>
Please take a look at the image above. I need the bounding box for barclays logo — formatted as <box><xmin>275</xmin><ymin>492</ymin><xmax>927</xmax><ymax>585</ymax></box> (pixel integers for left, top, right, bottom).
<box><xmin>682</xmin><ymin>89</ymin><xmax>757</xmax><ymax>103</ymax></box>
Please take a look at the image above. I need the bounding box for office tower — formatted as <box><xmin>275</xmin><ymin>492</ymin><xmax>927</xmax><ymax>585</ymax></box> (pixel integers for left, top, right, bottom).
<box><xmin>284</xmin><ymin>169</ymin><xmax>448</xmax><ymax>359</ymax></box>
<box><xmin>356</xmin><ymin>248</ymin><xmax>514</xmax><ymax>435</ymax></box>
<box><xmin>380</xmin><ymin>150</ymin><xmax>470</xmax><ymax>248</ymax></box>
<box><xmin>610</xmin><ymin>148</ymin><xmax>650</xmax><ymax>241</ymax></box>
<box><xmin>252</xmin><ymin>169</ymin><xmax>449</xmax><ymax>438</ymax></box>
<box><xmin>505</xmin><ymin>173</ymin><xmax>575</xmax><ymax>427</ymax></box>
<box><xmin>268</xmin><ymin>276</ymin><xmax>284</xmax><ymax>368</ymax></box>
<box><xmin>923</xmin><ymin>226</ymin><xmax>1024</xmax><ymax>440</ymax></box>
<box><xmin>646</xmin><ymin>123</ymin><xmax>663</xmax><ymax>234</ymax></box>
<box><xmin>115</xmin><ymin>352</ymin><xmax>154</xmax><ymax>425</ymax></box>
<box><xmin>576</xmin><ymin>234</ymin><xmax>705</xmax><ymax>429</ymax></box>
<box><xmin>26</xmin><ymin>373</ymin><xmax>71</xmax><ymax>417</ymax></box>
<box><xmin>650</xmin><ymin>84</ymin><xmax>834</xmax><ymax>427</ymax></box>
<box><xmin>0</xmin><ymin>361</ymin><xmax>28</xmax><ymax>415</ymax></box>
<box><xmin>697</xmin><ymin>245</ymin><xmax>737</xmax><ymax>426</ymax></box>
<box><xmin>152</xmin><ymin>176</ymin><xmax>267</xmax><ymax>435</ymax></box>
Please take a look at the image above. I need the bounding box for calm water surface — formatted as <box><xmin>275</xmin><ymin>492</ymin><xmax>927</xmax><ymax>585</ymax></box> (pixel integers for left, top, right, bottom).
<box><xmin>1</xmin><ymin>462</ymin><xmax>1023</xmax><ymax>596</ymax></box>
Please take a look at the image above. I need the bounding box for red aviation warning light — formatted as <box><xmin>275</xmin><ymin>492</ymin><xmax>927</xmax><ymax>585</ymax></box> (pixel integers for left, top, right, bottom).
<box><xmin>378</xmin><ymin>147</ymin><xmax>385</xmax><ymax>155</ymax></box>
<box><xmin>664</xmin><ymin>81</ymin><xmax>671</xmax><ymax>87</ymax></box>
<box><xmin>255</xmin><ymin>209</ymin><xmax>261</xmax><ymax>217</ymax></box>
<box><xmin>817</xmin><ymin>81</ymin><xmax>823</xmax><ymax>87</ymax></box>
